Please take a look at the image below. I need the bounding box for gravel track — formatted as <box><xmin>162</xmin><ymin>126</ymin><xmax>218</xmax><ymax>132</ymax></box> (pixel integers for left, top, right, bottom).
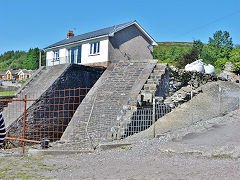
<box><xmin>1</xmin><ymin>107</ymin><xmax>240</xmax><ymax>180</ymax></box>
<box><xmin>1</xmin><ymin>81</ymin><xmax>240</xmax><ymax>179</ymax></box>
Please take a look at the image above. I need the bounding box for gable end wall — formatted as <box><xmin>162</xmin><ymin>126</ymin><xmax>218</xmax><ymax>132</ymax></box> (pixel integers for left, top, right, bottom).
<box><xmin>108</xmin><ymin>24</ymin><xmax>153</xmax><ymax>61</ymax></box>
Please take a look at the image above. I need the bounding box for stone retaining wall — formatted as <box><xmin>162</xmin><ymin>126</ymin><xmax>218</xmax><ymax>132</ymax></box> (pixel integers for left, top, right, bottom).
<box><xmin>6</xmin><ymin>64</ymin><xmax>105</xmax><ymax>146</ymax></box>
<box><xmin>60</xmin><ymin>59</ymin><xmax>158</xmax><ymax>149</ymax></box>
<box><xmin>166</xmin><ymin>67</ymin><xmax>227</xmax><ymax>107</ymax></box>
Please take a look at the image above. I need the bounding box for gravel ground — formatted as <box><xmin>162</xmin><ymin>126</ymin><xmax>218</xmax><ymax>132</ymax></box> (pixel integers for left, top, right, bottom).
<box><xmin>1</xmin><ymin>109</ymin><xmax>240</xmax><ymax>179</ymax></box>
<box><xmin>1</xmin><ymin>81</ymin><xmax>240</xmax><ymax>179</ymax></box>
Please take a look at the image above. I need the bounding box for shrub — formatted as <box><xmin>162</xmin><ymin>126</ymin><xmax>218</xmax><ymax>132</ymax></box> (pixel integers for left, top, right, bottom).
<box><xmin>176</xmin><ymin>48</ymin><xmax>199</xmax><ymax>69</ymax></box>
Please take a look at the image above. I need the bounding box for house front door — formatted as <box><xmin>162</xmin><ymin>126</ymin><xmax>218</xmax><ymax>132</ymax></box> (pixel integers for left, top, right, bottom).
<box><xmin>69</xmin><ymin>46</ymin><xmax>81</xmax><ymax>64</ymax></box>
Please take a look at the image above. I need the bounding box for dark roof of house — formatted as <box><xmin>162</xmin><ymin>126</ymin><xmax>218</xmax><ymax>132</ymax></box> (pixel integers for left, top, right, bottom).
<box><xmin>21</xmin><ymin>69</ymin><xmax>33</xmax><ymax>74</ymax></box>
<box><xmin>8</xmin><ymin>70</ymin><xmax>19</xmax><ymax>75</ymax></box>
<box><xmin>44</xmin><ymin>21</ymin><xmax>157</xmax><ymax>49</ymax></box>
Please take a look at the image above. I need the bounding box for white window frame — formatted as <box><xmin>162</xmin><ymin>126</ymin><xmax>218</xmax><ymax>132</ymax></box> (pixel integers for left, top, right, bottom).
<box><xmin>53</xmin><ymin>50</ymin><xmax>59</xmax><ymax>62</ymax></box>
<box><xmin>89</xmin><ymin>41</ymin><xmax>100</xmax><ymax>55</ymax></box>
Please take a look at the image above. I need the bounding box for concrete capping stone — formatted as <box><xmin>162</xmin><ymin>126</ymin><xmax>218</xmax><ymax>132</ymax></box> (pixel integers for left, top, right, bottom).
<box><xmin>28</xmin><ymin>148</ymin><xmax>93</xmax><ymax>156</ymax></box>
<box><xmin>96</xmin><ymin>143</ymin><xmax>132</xmax><ymax>150</ymax></box>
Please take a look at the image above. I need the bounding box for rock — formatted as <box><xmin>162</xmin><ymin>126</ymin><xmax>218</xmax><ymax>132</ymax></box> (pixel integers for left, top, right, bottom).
<box><xmin>181</xmin><ymin>86</ymin><xmax>191</xmax><ymax>93</ymax></box>
<box><xmin>218</xmin><ymin>73</ymin><xmax>229</xmax><ymax>80</ymax></box>
<box><xmin>224</xmin><ymin>62</ymin><xmax>235</xmax><ymax>72</ymax></box>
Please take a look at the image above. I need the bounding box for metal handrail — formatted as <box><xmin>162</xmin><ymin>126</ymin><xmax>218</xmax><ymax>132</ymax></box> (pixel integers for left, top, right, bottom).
<box><xmin>86</xmin><ymin>95</ymin><xmax>97</xmax><ymax>150</ymax></box>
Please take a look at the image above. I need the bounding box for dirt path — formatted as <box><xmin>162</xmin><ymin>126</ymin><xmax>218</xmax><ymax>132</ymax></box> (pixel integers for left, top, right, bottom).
<box><xmin>1</xmin><ymin>139</ymin><xmax>240</xmax><ymax>179</ymax></box>
<box><xmin>1</xmin><ymin>146</ymin><xmax>240</xmax><ymax>179</ymax></box>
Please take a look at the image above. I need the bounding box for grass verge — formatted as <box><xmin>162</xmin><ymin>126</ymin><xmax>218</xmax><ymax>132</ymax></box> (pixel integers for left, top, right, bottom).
<box><xmin>0</xmin><ymin>91</ymin><xmax>16</xmax><ymax>96</ymax></box>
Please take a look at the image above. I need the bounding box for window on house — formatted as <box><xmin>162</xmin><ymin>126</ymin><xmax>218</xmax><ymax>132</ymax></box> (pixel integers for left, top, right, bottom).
<box><xmin>53</xmin><ymin>50</ymin><xmax>59</xmax><ymax>61</ymax></box>
<box><xmin>89</xmin><ymin>41</ymin><xmax>100</xmax><ymax>55</ymax></box>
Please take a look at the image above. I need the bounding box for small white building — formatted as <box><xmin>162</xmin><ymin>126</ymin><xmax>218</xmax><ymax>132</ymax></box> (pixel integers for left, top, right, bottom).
<box><xmin>44</xmin><ymin>21</ymin><xmax>157</xmax><ymax>67</ymax></box>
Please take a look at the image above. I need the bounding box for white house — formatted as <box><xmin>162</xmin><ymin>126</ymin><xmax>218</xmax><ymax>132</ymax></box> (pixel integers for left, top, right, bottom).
<box><xmin>44</xmin><ymin>21</ymin><xmax>157</xmax><ymax>67</ymax></box>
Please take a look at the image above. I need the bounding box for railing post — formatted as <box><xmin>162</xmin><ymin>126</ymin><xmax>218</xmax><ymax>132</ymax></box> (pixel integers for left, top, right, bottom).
<box><xmin>153</xmin><ymin>98</ymin><xmax>156</xmax><ymax>138</ymax></box>
<box><xmin>39</xmin><ymin>49</ymin><xmax>42</xmax><ymax>68</ymax></box>
<box><xmin>219</xmin><ymin>85</ymin><xmax>222</xmax><ymax>116</ymax></box>
<box><xmin>22</xmin><ymin>94</ymin><xmax>27</xmax><ymax>154</ymax></box>
<box><xmin>190</xmin><ymin>83</ymin><xmax>193</xmax><ymax>124</ymax></box>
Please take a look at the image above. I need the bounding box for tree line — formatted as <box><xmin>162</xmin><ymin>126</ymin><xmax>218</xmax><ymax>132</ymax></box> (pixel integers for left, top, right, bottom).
<box><xmin>153</xmin><ymin>30</ymin><xmax>240</xmax><ymax>73</ymax></box>
<box><xmin>1</xmin><ymin>31</ymin><xmax>239</xmax><ymax>74</ymax></box>
<box><xmin>0</xmin><ymin>48</ymin><xmax>46</xmax><ymax>72</ymax></box>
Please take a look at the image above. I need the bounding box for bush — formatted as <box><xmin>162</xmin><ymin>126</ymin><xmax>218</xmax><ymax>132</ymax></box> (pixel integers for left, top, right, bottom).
<box><xmin>153</xmin><ymin>45</ymin><xmax>191</xmax><ymax>66</ymax></box>
<box><xmin>214</xmin><ymin>58</ymin><xmax>228</xmax><ymax>73</ymax></box>
<box><xmin>176</xmin><ymin>48</ymin><xmax>199</xmax><ymax>69</ymax></box>
<box><xmin>234</xmin><ymin>62</ymin><xmax>240</xmax><ymax>72</ymax></box>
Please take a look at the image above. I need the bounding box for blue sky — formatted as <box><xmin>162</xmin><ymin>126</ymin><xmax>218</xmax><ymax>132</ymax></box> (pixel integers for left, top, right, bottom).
<box><xmin>0</xmin><ymin>0</ymin><xmax>240</xmax><ymax>54</ymax></box>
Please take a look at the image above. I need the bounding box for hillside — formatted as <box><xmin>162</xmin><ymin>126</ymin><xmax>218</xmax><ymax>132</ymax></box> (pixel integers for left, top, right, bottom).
<box><xmin>0</xmin><ymin>48</ymin><xmax>45</xmax><ymax>72</ymax></box>
<box><xmin>153</xmin><ymin>42</ymin><xmax>193</xmax><ymax>65</ymax></box>
<box><xmin>157</xmin><ymin>42</ymin><xmax>194</xmax><ymax>47</ymax></box>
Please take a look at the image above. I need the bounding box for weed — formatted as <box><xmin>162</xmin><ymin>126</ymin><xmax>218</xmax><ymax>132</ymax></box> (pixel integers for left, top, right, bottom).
<box><xmin>211</xmin><ymin>154</ymin><xmax>232</xmax><ymax>159</ymax></box>
<box><xmin>120</xmin><ymin>146</ymin><xmax>132</xmax><ymax>150</ymax></box>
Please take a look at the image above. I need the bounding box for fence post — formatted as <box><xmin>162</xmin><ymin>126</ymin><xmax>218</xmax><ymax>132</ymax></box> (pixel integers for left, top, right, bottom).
<box><xmin>153</xmin><ymin>98</ymin><xmax>156</xmax><ymax>138</ymax></box>
<box><xmin>22</xmin><ymin>94</ymin><xmax>27</xmax><ymax>154</ymax></box>
<box><xmin>219</xmin><ymin>85</ymin><xmax>222</xmax><ymax>116</ymax></box>
<box><xmin>190</xmin><ymin>84</ymin><xmax>193</xmax><ymax>125</ymax></box>
<box><xmin>238</xmin><ymin>96</ymin><xmax>240</xmax><ymax>110</ymax></box>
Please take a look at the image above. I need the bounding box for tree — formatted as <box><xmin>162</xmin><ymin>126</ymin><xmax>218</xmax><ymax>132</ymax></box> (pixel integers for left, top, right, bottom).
<box><xmin>176</xmin><ymin>48</ymin><xmax>199</xmax><ymax>68</ymax></box>
<box><xmin>23</xmin><ymin>48</ymin><xmax>39</xmax><ymax>70</ymax></box>
<box><xmin>175</xmin><ymin>40</ymin><xmax>204</xmax><ymax>69</ymax></box>
<box><xmin>201</xmin><ymin>45</ymin><xmax>216</xmax><ymax>65</ymax></box>
<box><xmin>201</xmin><ymin>30</ymin><xmax>233</xmax><ymax>72</ymax></box>
<box><xmin>193</xmin><ymin>40</ymin><xmax>204</xmax><ymax>57</ymax></box>
<box><xmin>230</xmin><ymin>47</ymin><xmax>240</xmax><ymax>72</ymax></box>
<box><xmin>208</xmin><ymin>30</ymin><xmax>233</xmax><ymax>59</ymax></box>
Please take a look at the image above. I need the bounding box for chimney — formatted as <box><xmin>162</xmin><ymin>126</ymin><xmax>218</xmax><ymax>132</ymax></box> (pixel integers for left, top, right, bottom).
<box><xmin>67</xmin><ymin>30</ymin><xmax>74</xmax><ymax>39</ymax></box>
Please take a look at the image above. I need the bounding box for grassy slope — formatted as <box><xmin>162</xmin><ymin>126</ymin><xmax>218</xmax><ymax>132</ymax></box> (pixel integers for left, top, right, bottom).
<box><xmin>153</xmin><ymin>42</ymin><xmax>193</xmax><ymax>66</ymax></box>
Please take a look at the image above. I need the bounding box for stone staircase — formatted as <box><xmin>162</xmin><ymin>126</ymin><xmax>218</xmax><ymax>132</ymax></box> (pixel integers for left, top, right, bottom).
<box><xmin>139</xmin><ymin>63</ymin><xmax>169</xmax><ymax>105</ymax></box>
<box><xmin>3</xmin><ymin>64</ymin><xmax>70</xmax><ymax>128</ymax></box>
<box><xmin>60</xmin><ymin>59</ymin><xmax>158</xmax><ymax>150</ymax></box>
<box><xmin>109</xmin><ymin>63</ymin><xmax>170</xmax><ymax>139</ymax></box>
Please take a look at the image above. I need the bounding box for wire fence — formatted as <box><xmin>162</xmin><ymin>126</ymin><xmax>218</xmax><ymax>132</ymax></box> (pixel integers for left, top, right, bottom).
<box><xmin>0</xmin><ymin>87</ymin><xmax>90</xmax><ymax>153</ymax></box>
<box><xmin>1</xmin><ymin>82</ymin><xmax>240</xmax><ymax>152</ymax></box>
<box><xmin>120</xmin><ymin>85</ymin><xmax>240</xmax><ymax>139</ymax></box>
<box><xmin>121</xmin><ymin>101</ymin><xmax>173</xmax><ymax>138</ymax></box>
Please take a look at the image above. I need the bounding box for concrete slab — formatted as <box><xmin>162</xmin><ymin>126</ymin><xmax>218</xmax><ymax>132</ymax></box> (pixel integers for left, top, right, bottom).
<box><xmin>28</xmin><ymin>148</ymin><xmax>93</xmax><ymax>156</ymax></box>
<box><xmin>97</xmin><ymin>143</ymin><xmax>132</xmax><ymax>150</ymax></box>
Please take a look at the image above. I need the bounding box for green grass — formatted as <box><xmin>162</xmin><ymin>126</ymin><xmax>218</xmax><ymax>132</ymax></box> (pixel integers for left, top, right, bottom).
<box><xmin>120</xmin><ymin>146</ymin><xmax>132</xmax><ymax>150</ymax></box>
<box><xmin>157</xmin><ymin>59</ymin><xmax>177</xmax><ymax>66</ymax></box>
<box><xmin>0</xmin><ymin>91</ymin><xmax>16</xmax><ymax>96</ymax></box>
<box><xmin>211</xmin><ymin>154</ymin><xmax>232</xmax><ymax>159</ymax></box>
<box><xmin>0</xmin><ymin>156</ymin><xmax>56</xmax><ymax>179</ymax></box>
<box><xmin>20</xmin><ymin>80</ymin><xmax>27</xmax><ymax>85</ymax></box>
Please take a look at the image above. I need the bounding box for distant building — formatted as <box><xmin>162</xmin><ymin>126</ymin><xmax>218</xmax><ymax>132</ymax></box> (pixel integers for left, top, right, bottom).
<box><xmin>44</xmin><ymin>20</ymin><xmax>157</xmax><ymax>67</ymax></box>
<box><xmin>5</xmin><ymin>70</ymin><xmax>18</xmax><ymax>81</ymax></box>
<box><xmin>5</xmin><ymin>70</ymin><xmax>35</xmax><ymax>81</ymax></box>
<box><xmin>0</xmin><ymin>72</ymin><xmax>5</xmax><ymax>80</ymax></box>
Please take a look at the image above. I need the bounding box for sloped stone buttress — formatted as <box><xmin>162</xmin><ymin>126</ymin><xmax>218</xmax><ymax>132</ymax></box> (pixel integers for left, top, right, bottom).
<box><xmin>60</xmin><ymin>59</ymin><xmax>158</xmax><ymax>150</ymax></box>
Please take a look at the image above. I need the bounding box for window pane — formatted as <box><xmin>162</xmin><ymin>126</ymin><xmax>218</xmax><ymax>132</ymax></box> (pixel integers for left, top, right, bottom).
<box><xmin>90</xmin><ymin>44</ymin><xmax>93</xmax><ymax>54</ymax></box>
<box><xmin>77</xmin><ymin>46</ymin><xmax>81</xmax><ymax>63</ymax></box>
<box><xmin>97</xmin><ymin>42</ymin><xmax>100</xmax><ymax>53</ymax></box>
<box><xmin>94</xmin><ymin>42</ymin><xmax>97</xmax><ymax>54</ymax></box>
<box><xmin>54</xmin><ymin>50</ymin><xmax>59</xmax><ymax>61</ymax></box>
<box><xmin>71</xmin><ymin>47</ymin><xmax>74</xmax><ymax>63</ymax></box>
